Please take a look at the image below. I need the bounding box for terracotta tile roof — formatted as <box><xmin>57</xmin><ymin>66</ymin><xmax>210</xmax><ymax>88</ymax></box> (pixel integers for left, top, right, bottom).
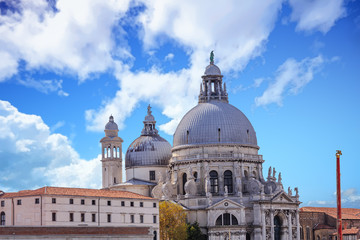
<box><xmin>331</xmin><ymin>228</ymin><xmax>359</xmax><ymax>235</ymax></box>
<box><xmin>300</xmin><ymin>207</ymin><xmax>360</xmax><ymax>220</ymax></box>
<box><xmin>0</xmin><ymin>186</ymin><xmax>154</xmax><ymax>200</ymax></box>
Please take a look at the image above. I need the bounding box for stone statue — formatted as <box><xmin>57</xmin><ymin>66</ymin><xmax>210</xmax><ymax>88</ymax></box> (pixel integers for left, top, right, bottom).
<box><xmin>224</xmin><ymin>186</ymin><xmax>228</xmax><ymax>197</ymax></box>
<box><xmin>272</xmin><ymin>167</ymin><xmax>276</xmax><ymax>178</ymax></box>
<box><xmin>278</xmin><ymin>172</ymin><xmax>282</xmax><ymax>183</ymax></box>
<box><xmin>288</xmin><ymin>187</ymin><xmax>292</xmax><ymax>196</ymax></box>
<box><xmin>268</xmin><ymin>166</ymin><xmax>272</xmax><ymax>179</ymax></box>
<box><xmin>210</xmin><ymin>51</ymin><xmax>214</xmax><ymax>64</ymax></box>
<box><xmin>205</xmin><ymin>173</ymin><xmax>211</xmax><ymax>197</ymax></box>
<box><xmin>294</xmin><ymin>187</ymin><xmax>299</xmax><ymax>197</ymax></box>
<box><xmin>236</xmin><ymin>177</ymin><xmax>242</xmax><ymax>197</ymax></box>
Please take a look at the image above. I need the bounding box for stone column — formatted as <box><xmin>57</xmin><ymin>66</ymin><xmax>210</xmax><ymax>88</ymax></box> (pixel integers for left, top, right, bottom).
<box><xmin>240</xmin><ymin>229</ymin><xmax>246</xmax><ymax>240</ymax></box>
<box><xmin>296</xmin><ymin>210</ymin><xmax>300</xmax><ymax>240</ymax></box>
<box><xmin>219</xmin><ymin>166</ymin><xmax>224</xmax><ymax>195</ymax></box>
<box><xmin>262</xmin><ymin>208</ymin><xmax>266</xmax><ymax>240</ymax></box>
<box><xmin>270</xmin><ymin>210</ymin><xmax>274</xmax><ymax>240</ymax></box>
<box><xmin>288</xmin><ymin>211</ymin><xmax>292</xmax><ymax>240</ymax></box>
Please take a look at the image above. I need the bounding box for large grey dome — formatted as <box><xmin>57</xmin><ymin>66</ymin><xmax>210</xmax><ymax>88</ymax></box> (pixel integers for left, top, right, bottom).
<box><xmin>173</xmin><ymin>101</ymin><xmax>257</xmax><ymax>148</ymax></box>
<box><xmin>125</xmin><ymin>105</ymin><xmax>172</xmax><ymax>168</ymax></box>
<box><xmin>125</xmin><ymin>135</ymin><xmax>172</xmax><ymax>168</ymax></box>
<box><xmin>204</xmin><ymin>63</ymin><xmax>222</xmax><ymax>76</ymax></box>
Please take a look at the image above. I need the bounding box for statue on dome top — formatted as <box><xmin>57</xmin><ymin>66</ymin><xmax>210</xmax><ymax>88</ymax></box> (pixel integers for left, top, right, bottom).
<box><xmin>210</xmin><ymin>51</ymin><xmax>214</xmax><ymax>64</ymax></box>
<box><xmin>147</xmin><ymin>104</ymin><xmax>152</xmax><ymax>115</ymax></box>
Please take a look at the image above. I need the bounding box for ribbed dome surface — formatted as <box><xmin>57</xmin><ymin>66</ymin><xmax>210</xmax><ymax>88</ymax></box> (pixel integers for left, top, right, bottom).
<box><xmin>204</xmin><ymin>64</ymin><xmax>221</xmax><ymax>76</ymax></box>
<box><xmin>105</xmin><ymin>116</ymin><xmax>118</xmax><ymax>130</ymax></box>
<box><xmin>125</xmin><ymin>135</ymin><xmax>172</xmax><ymax>168</ymax></box>
<box><xmin>173</xmin><ymin>101</ymin><xmax>257</xmax><ymax>147</ymax></box>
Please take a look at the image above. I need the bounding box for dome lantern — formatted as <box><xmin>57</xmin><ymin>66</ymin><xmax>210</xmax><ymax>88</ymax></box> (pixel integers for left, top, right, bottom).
<box><xmin>199</xmin><ymin>51</ymin><xmax>228</xmax><ymax>103</ymax></box>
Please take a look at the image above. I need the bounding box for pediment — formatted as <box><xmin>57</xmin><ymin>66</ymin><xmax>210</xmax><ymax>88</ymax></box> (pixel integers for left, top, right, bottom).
<box><xmin>271</xmin><ymin>191</ymin><xmax>294</xmax><ymax>203</ymax></box>
<box><xmin>207</xmin><ymin>198</ymin><xmax>244</xmax><ymax>210</ymax></box>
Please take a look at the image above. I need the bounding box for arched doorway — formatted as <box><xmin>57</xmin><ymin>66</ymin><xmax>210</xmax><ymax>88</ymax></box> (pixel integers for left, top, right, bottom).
<box><xmin>274</xmin><ymin>215</ymin><xmax>281</xmax><ymax>240</ymax></box>
<box><xmin>0</xmin><ymin>212</ymin><xmax>5</xmax><ymax>225</ymax></box>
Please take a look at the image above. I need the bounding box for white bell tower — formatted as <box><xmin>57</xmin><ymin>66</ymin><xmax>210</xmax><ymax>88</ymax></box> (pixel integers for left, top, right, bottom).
<box><xmin>100</xmin><ymin>115</ymin><xmax>123</xmax><ymax>188</ymax></box>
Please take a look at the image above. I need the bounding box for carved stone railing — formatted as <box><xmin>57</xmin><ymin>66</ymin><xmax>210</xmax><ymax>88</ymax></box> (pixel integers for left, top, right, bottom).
<box><xmin>172</xmin><ymin>153</ymin><xmax>263</xmax><ymax>162</ymax></box>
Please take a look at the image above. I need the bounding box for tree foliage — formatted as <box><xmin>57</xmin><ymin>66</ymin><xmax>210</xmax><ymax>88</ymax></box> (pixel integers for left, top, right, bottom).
<box><xmin>186</xmin><ymin>221</ymin><xmax>207</xmax><ymax>240</ymax></box>
<box><xmin>159</xmin><ymin>201</ymin><xmax>187</xmax><ymax>240</ymax></box>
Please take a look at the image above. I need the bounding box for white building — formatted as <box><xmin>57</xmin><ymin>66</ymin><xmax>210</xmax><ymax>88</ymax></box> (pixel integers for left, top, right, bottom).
<box><xmin>108</xmin><ymin>54</ymin><xmax>301</xmax><ymax>240</ymax></box>
<box><xmin>0</xmin><ymin>187</ymin><xmax>159</xmax><ymax>239</ymax></box>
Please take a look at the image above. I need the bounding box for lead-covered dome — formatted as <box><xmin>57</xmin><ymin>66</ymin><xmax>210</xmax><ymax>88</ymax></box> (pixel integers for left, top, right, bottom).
<box><xmin>173</xmin><ymin>101</ymin><xmax>257</xmax><ymax>148</ymax></box>
<box><xmin>125</xmin><ymin>105</ymin><xmax>171</xmax><ymax>168</ymax></box>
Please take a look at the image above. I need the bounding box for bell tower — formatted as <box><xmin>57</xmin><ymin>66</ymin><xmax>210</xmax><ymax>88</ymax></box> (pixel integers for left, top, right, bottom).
<box><xmin>100</xmin><ymin>115</ymin><xmax>123</xmax><ymax>188</ymax></box>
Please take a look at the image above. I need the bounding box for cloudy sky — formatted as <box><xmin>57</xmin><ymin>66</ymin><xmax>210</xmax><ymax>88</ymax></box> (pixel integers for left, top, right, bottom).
<box><xmin>0</xmin><ymin>0</ymin><xmax>359</xmax><ymax>207</ymax></box>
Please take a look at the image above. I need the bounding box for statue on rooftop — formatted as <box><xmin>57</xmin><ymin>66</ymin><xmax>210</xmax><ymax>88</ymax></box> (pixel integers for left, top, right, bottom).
<box><xmin>210</xmin><ymin>51</ymin><xmax>214</xmax><ymax>64</ymax></box>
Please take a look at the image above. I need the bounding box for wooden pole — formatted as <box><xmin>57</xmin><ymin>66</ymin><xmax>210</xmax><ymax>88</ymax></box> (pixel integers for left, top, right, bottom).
<box><xmin>336</xmin><ymin>150</ymin><xmax>342</xmax><ymax>240</ymax></box>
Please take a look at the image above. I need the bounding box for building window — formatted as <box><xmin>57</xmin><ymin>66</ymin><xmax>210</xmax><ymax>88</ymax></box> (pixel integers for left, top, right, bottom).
<box><xmin>92</xmin><ymin>200</ymin><xmax>96</xmax><ymax>205</ymax></box>
<box><xmin>0</xmin><ymin>201</ymin><xmax>4</xmax><ymax>207</ymax></box>
<box><xmin>69</xmin><ymin>213</ymin><xmax>74</xmax><ymax>222</ymax></box>
<box><xmin>153</xmin><ymin>202</ymin><xmax>156</xmax><ymax>208</ymax></box>
<box><xmin>274</xmin><ymin>215</ymin><xmax>281</xmax><ymax>240</ymax></box>
<box><xmin>215</xmin><ymin>213</ymin><xmax>238</xmax><ymax>226</ymax></box>
<box><xmin>35</xmin><ymin>198</ymin><xmax>40</xmax><ymax>204</ymax></box>
<box><xmin>69</xmin><ymin>199</ymin><xmax>73</xmax><ymax>204</ymax></box>
<box><xmin>17</xmin><ymin>199</ymin><xmax>21</xmax><ymax>205</ymax></box>
<box><xmin>194</xmin><ymin>172</ymin><xmax>198</xmax><ymax>181</ymax></box>
<box><xmin>107</xmin><ymin>214</ymin><xmax>111</xmax><ymax>223</ymax></box>
<box><xmin>210</xmin><ymin>170</ymin><xmax>219</xmax><ymax>193</ymax></box>
<box><xmin>131</xmin><ymin>214</ymin><xmax>134</xmax><ymax>223</ymax></box>
<box><xmin>81</xmin><ymin>213</ymin><xmax>85</xmax><ymax>222</ymax></box>
<box><xmin>140</xmin><ymin>202</ymin><xmax>143</xmax><ymax>207</ymax></box>
<box><xmin>140</xmin><ymin>215</ymin><xmax>144</xmax><ymax>223</ymax></box>
<box><xmin>300</xmin><ymin>227</ymin><xmax>304</xmax><ymax>240</ymax></box>
<box><xmin>121</xmin><ymin>201</ymin><xmax>125</xmax><ymax>206</ymax></box>
<box><xmin>107</xmin><ymin>200</ymin><xmax>111</xmax><ymax>206</ymax></box>
<box><xmin>52</xmin><ymin>198</ymin><xmax>56</xmax><ymax>204</ymax></box>
<box><xmin>52</xmin><ymin>212</ymin><xmax>56</xmax><ymax>221</ymax></box>
<box><xmin>153</xmin><ymin>215</ymin><xmax>157</xmax><ymax>223</ymax></box>
<box><xmin>149</xmin><ymin>171</ymin><xmax>155</xmax><ymax>181</ymax></box>
<box><xmin>182</xmin><ymin>172</ymin><xmax>187</xmax><ymax>194</ymax></box>
<box><xmin>224</xmin><ymin>170</ymin><xmax>233</xmax><ymax>193</ymax></box>
<box><xmin>92</xmin><ymin>214</ymin><xmax>96</xmax><ymax>222</ymax></box>
<box><xmin>0</xmin><ymin>212</ymin><xmax>5</xmax><ymax>225</ymax></box>
<box><xmin>81</xmin><ymin>199</ymin><xmax>85</xmax><ymax>205</ymax></box>
<box><xmin>130</xmin><ymin>201</ymin><xmax>134</xmax><ymax>207</ymax></box>
<box><xmin>306</xmin><ymin>226</ymin><xmax>310</xmax><ymax>240</ymax></box>
<box><xmin>153</xmin><ymin>231</ymin><xmax>157</xmax><ymax>240</ymax></box>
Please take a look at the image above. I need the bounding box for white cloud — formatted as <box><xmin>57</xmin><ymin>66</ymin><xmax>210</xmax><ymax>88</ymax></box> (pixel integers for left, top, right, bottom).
<box><xmin>17</xmin><ymin>78</ymin><xmax>69</xmax><ymax>96</ymax></box>
<box><xmin>0</xmin><ymin>0</ymin><xmax>131</xmax><ymax>82</ymax></box>
<box><xmin>342</xmin><ymin>188</ymin><xmax>360</xmax><ymax>204</ymax></box>
<box><xmin>0</xmin><ymin>100</ymin><xmax>101</xmax><ymax>191</ymax></box>
<box><xmin>289</xmin><ymin>0</ymin><xmax>346</xmax><ymax>33</ymax></box>
<box><xmin>255</xmin><ymin>55</ymin><xmax>324</xmax><ymax>107</ymax></box>
<box><xmin>164</xmin><ymin>53</ymin><xmax>174</xmax><ymax>61</ymax></box>
<box><xmin>86</xmin><ymin>0</ymin><xmax>285</xmax><ymax>133</ymax></box>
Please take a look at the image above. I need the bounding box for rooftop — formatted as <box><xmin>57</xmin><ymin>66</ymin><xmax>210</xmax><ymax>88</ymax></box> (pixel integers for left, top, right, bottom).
<box><xmin>300</xmin><ymin>207</ymin><xmax>360</xmax><ymax>220</ymax></box>
<box><xmin>0</xmin><ymin>186</ymin><xmax>154</xmax><ymax>200</ymax></box>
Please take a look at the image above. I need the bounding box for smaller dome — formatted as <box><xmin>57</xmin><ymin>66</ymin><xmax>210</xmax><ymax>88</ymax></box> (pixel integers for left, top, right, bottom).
<box><xmin>105</xmin><ymin>115</ymin><xmax>118</xmax><ymax>131</ymax></box>
<box><xmin>204</xmin><ymin>63</ymin><xmax>221</xmax><ymax>76</ymax></box>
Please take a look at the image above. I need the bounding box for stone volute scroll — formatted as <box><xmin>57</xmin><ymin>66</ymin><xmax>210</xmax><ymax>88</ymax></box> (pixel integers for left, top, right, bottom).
<box><xmin>151</xmin><ymin>172</ymin><xmax>164</xmax><ymax>199</ymax></box>
<box><xmin>162</xmin><ymin>170</ymin><xmax>173</xmax><ymax>200</ymax></box>
<box><xmin>184</xmin><ymin>166</ymin><xmax>196</xmax><ymax>198</ymax></box>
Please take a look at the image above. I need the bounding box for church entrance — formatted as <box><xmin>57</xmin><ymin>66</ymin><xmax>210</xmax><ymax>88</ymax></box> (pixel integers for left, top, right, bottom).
<box><xmin>274</xmin><ymin>215</ymin><xmax>281</xmax><ymax>240</ymax></box>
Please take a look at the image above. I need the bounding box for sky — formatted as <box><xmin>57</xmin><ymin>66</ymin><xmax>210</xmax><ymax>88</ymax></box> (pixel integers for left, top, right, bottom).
<box><xmin>0</xmin><ymin>0</ymin><xmax>359</xmax><ymax>208</ymax></box>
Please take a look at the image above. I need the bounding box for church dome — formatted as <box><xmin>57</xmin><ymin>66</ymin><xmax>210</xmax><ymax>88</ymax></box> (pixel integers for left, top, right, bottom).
<box><xmin>125</xmin><ymin>105</ymin><xmax>172</xmax><ymax>168</ymax></box>
<box><xmin>105</xmin><ymin>116</ymin><xmax>118</xmax><ymax>130</ymax></box>
<box><xmin>173</xmin><ymin>101</ymin><xmax>257</xmax><ymax>148</ymax></box>
<box><xmin>204</xmin><ymin>63</ymin><xmax>221</xmax><ymax>76</ymax></box>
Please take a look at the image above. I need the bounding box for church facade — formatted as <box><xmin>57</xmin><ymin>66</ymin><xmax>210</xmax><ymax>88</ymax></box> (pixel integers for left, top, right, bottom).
<box><xmin>102</xmin><ymin>55</ymin><xmax>301</xmax><ymax>240</ymax></box>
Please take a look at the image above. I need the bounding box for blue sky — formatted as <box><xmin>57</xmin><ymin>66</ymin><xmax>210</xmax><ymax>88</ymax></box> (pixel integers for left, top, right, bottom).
<box><xmin>0</xmin><ymin>0</ymin><xmax>359</xmax><ymax>207</ymax></box>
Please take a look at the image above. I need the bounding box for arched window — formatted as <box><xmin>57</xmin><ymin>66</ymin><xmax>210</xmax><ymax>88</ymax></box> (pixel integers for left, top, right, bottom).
<box><xmin>182</xmin><ymin>173</ymin><xmax>187</xmax><ymax>195</ymax></box>
<box><xmin>246</xmin><ymin>233</ymin><xmax>251</xmax><ymax>240</ymax></box>
<box><xmin>193</xmin><ymin>172</ymin><xmax>198</xmax><ymax>181</ymax></box>
<box><xmin>306</xmin><ymin>226</ymin><xmax>310</xmax><ymax>240</ymax></box>
<box><xmin>153</xmin><ymin>230</ymin><xmax>157</xmax><ymax>240</ymax></box>
<box><xmin>113</xmin><ymin>147</ymin><xmax>116</xmax><ymax>158</ymax></box>
<box><xmin>0</xmin><ymin>212</ymin><xmax>5</xmax><ymax>225</ymax></box>
<box><xmin>274</xmin><ymin>215</ymin><xmax>281</xmax><ymax>240</ymax></box>
<box><xmin>210</xmin><ymin>171</ymin><xmax>218</xmax><ymax>193</ymax></box>
<box><xmin>244</xmin><ymin>170</ymin><xmax>249</xmax><ymax>179</ymax></box>
<box><xmin>300</xmin><ymin>226</ymin><xmax>304</xmax><ymax>240</ymax></box>
<box><xmin>224</xmin><ymin>170</ymin><xmax>233</xmax><ymax>193</ymax></box>
<box><xmin>215</xmin><ymin>213</ymin><xmax>238</xmax><ymax>226</ymax></box>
